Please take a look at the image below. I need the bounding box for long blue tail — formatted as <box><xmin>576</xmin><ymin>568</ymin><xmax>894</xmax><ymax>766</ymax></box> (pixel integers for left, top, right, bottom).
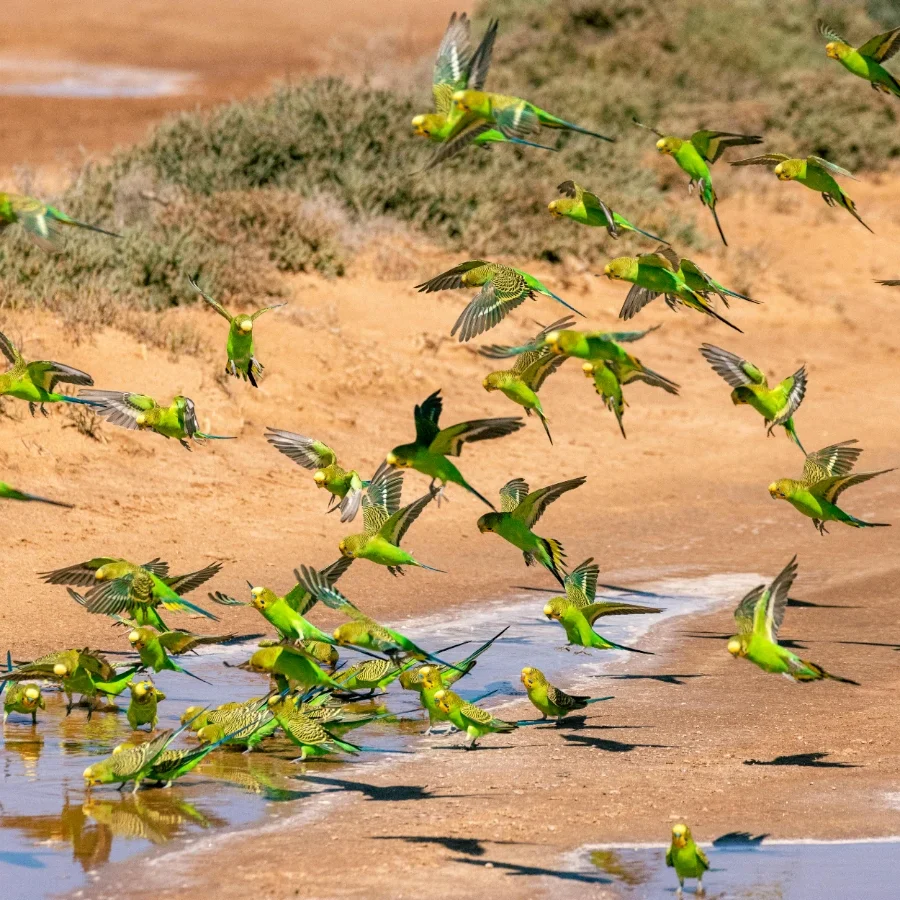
<box><xmin>507</xmin><ymin>136</ymin><xmax>557</xmax><ymax>152</ymax></box>
<box><xmin>547</xmin><ymin>290</ymin><xmax>585</xmax><ymax>318</ymax></box>
<box><xmin>60</xmin><ymin>396</ymin><xmax>104</xmax><ymax>408</ymax></box>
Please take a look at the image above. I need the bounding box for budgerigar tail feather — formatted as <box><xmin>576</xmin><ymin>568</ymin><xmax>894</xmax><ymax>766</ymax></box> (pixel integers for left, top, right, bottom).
<box><xmin>545</xmin><ymin>289</ymin><xmax>585</xmax><ymax>318</ymax></box>
<box><xmin>841</xmin><ymin>194</ymin><xmax>874</xmax><ymax>234</ymax></box>
<box><xmin>541</xmin><ymin>537</ymin><xmax>567</xmax><ymax>587</ymax></box>
<box><xmin>414</xmin><ymin>562</ymin><xmax>448</xmax><ymax>573</ymax></box>
<box><xmin>545</xmin><ymin>115</ymin><xmax>615</xmax><ymax>143</ymax></box>
<box><xmin>709</xmin><ymin>202</ymin><xmax>728</xmax><ymax>246</ymax></box>
<box><xmin>60</xmin><ymin>396</ymin><xmax>104</xmax><ymax>408</ymax></box>
<box><xmin>637</xmin><ymin>364</ymin><xmax>680</xmax><ymax>395</ymax></box>
<box><xmin>605</xmin><ymin>638</ymin><xmax>654</xmax><ymax>655</ymax></box>
<box><xmin>194</xmin><ymin>433</ymin><xmax>237</xmax><ymax>440</ymax></box>
<box><xmin>537</xmin><ymin>410</ymin><xmax>553</xmax><ymax>445</ymax></box>
<box><xmin>463</xmin><ymin>480</ymin><xmax>497</xmax><ymax>510</ymax></box>
<box><xmin>630</xmin><ymin>223</ymin><xmax>668</xmax><ymax>243</ymax></box>
<box><xmin>843</xmin><ymin>513</ymin><xmax>891</xmax><ymax>529</ymax></box>
<box><xmin>783</xmin><ymin>418</ymin><xmax>806</xmax><ymax>456</ymax></box>
<box><xmin>799</xmin><ymin>659</ymin><xmax>859</xmax><ymax>685</ymax></box>
<box><xmin>506</xmin><ymin>136</ymin><xmax>557</xmax><ymax>152</ymax></box>
<box><xmin>65</xmin><ymin>218</ymin><xmax>122</xmax><ymax>239</ymax></box>
<box><xmin>160</xmin><ymin>594</ymin><xmax>219</xmax><ymax>621</ymax></box>
<box><xmin>585</xmin><ymin>695</ymin><xmax>615</xmax><ymax>705</ymax></box>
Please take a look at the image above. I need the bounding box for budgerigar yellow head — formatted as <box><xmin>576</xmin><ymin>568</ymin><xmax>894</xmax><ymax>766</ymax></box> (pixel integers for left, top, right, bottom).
<box><xmin>767</xmin><ymin>479</ymin><xmax>792</xmax><ymax>501</ymax></box>
<box><xmin>53</xmin><ymin>662</ymin><xmax>71</xmax><ymax>677</ymax></box>
<box><xmin>128</xmin><ymin>627</ymin><xmax>154</xmax><ymax>651</ymax></box>
<box><xmin>22</xmin><ymin>686</ymin><xmax>42</xmax><ymax>708</ymax></box>
<box><xmin>727</xmin><ymin>636</ymin><xmax>747</xmax><ymax>658</ymax></box>
<box><xmin>655</xmin><ymin>136</ymin><xmax>681</xmax><ymax>155</ymax></box>
<box><xmin>773</xmin><ymin>159</ymin><xmax>802</xmax><ymax>181</ymax></box>
<box><xmin>543</xmin><ymin>597</ymin><xmax>568</xmax><ymax>621</ymax></box>
<box><xmin>671</xmin><ymin>823</ymin><xmax>690</xmax><ymax>848</ymax></box>
<box><xmin>313</xmin><ymin>471</ymin><xmax>327</xmax><ymax>487</ymax></box>
<box><xmin>824</xmin><ymin>41</ymin><xmax>850</xmax><ymax>61</ymax></box>
<box><xmin>544</xmin><ymin>330</ymin><xmax>579</xmax><ymax>356</ymax></box>
<box><xmin>433</xmin><ymin>689</ymin><xmax>451</xmax><ymax>714</ymax></box>
<box><xmin>250</xmin><ymin>586</ymin><xmax>277</xmax><ymax>612</ymax></box>
<box><xmin>197</xmin><ymin>724</ymin><xmax>225</xmax><ymax>745</ymax></box>
<box><xmin>451</xmin><ymin>89</ymin><xmax>486</xmax><ymax>114</ymax></box>
<box><xmin>419</xmin><ymin>666</ymin><xmax>443</xmax><ymax>690</ymax></box>
<box><xmin>181</xmin><ymin>705</ymin><xmax>206</xmax><ymax>726</ymax></box>
<box><xmin>582</xmin><ymin>361</ymin><xmax>596</xmax><ymax>378</ymax></box>
<box><xmin>237</xmin><ymin>316</ymin><xmax>253</xmax><ymax>333</ymax></box>
<box><xmin>411</xmin><ymin>113</ymin><xmax>442</xmax><ymax>138</ymax></box>
<box><xmin>520</xmin><ymin>666</ymin><xmax>545</xmax><ymax>689</ymax></box>
<box><xmin>603</xmin><ymin>257</ymin><xmax>638</xmax><ymax>282</ymax></box>
<box><xmin>130</xmin><ymin>679</ymin><xmax>154</xmax><ymax>700</ymax></box>
<box><xmin>482</xmin><ymin>373</ymin><xmax>502</xmax><ymax>392</ymax></box>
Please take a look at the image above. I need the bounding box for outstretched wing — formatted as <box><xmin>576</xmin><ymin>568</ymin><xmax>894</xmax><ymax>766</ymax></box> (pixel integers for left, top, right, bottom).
<box><xmin>598</xmin><ymin>325</ymin><xmax>662</xmax><ymax>343</ymax></box>
<box><xmin>518</xmin><ymin>349</ymin><xmax>566</xmax><ymax>391</ymax></box>
<box><xmin>619</xmin><ymin>284</ymin><xmax>661</xmax><ymax>320</ymax></box>
<box><xmin>0</xmin><ymin>329</ymin><xmax>22</xmax><ymax>365</ymax></box>
<box><xmin>582</xmin><ymin>601</ymin><xmax>662</xmax><ymax>625</ymax></box>
<box><xmin>729</xmin><ymin>153</ymin><xmax>791</xmax><ymax>168</ymax></box>
<box><xmin>9</xmin><ymin>197</ymin><xmax>64</xmax><ymax>252</ymax></box>
<box><xmin>158</xmin><ymin>631</ymin><xmax>231</xmax><ymax>655</ymax></box>
<box><xmin>467</xmin><ymin>18</ymin><xmax>498</xmax><ymax>92</ymax></box>
<box><xmin>79</xmin><ymin>390</ymin><xmax>156</xmax><ymax>430</ymax></box>
<box><xmin>764</xmin><ymin>556</ymin><xmax>797</xmax><ymax>642</ymax></box>
<box><xmin>415</xmin><ymin>261</ymin><xmax>491</xmax><ymax>293</ymax></box>
<box><xmin>565</xmin><ymin>558</ymin><xmax>599</xmax><ymax>607</ymax></box>
<box><xmin>451</xmin><ymin>280</ymin><xmax>529</xmax><ymax>343</ymax></box>
<box><xmin>297</xmin><ymin>565</ymin><xmax>362</xmax><ymax>615</ymax></box>
<box><xmin>432</xmin><ymin>12</ymin><xmax>473</xmax><ymax>114</ymax></box>
<box><xmin>288</xmin><ymin>555</ymin><xmax>354</xmax><ymax>615</ymax></box>
<box><xmin>26</xmin><ymin>361</ymin><xmax>94</xmax><ymax>392</ymax></box>
<box><xmin>499</xmin><ymin>477</ymin><xmax>529</xmax><ymax>513</ymax></box>
<box><xmin>39</xmin><ymin>557</ymin><xmax>121</xmax><ymax>586</ymax></box>
<box><xmin>431</xmin><ymin>417</ymin><xmax>523</xmax><ymax>457</ymax></box>
<box><xmin>188</xmin><ymin>276</ymin><xmax>232</xmax><ymax>321</ymax></box>
<box><xmin>769</xmin><ymin>367</ymin><xmax>807</xmax><ymax>428</ymax></box>
<box><xmin>379</xmin><ymin>491</ymin><xmax>435</xmax><ymax>545</ymax></box>
<box><xmin>632</xmin><ymin>118</ymin><xmax>666</xmax><ymax>138</ymax></box>
<box><xmin>164</xmin><ymin>562</ymin><xmax>223</xmax><ymax>595</ymax></box>
<box><xmin>265</xmin><ymin>428</ymin><xmax>338</xmax><ymax>470</ymax></box>
<box><xmin>363</xmin><ymin>469</ymin><xmax>404</xmax><ymax>536</ymax></box>
<box><xmin>414</xmin><ymin>390</ymin><xmax>443</xmax><ymax>448</ymax></box>
<box><xmin>807</xmin><ymin>156</ymin><xmax>856</xmax><ymax>180</ymax></box>
<box><xmin>698</xmin><ymin>344</ymin><xmax>765</xmax><ymax>388</ymax></box>
<box><xmin>811</xmin><ymin>470</ymin><xmax>894</xmax><ymax>504</ymax></box>
<box><xmin>690</xmin><ymin>130</ymin><xmax>762</xmax><ymax>165</ymax></box>
<box><xmin>857</xmin><ymin>26</ymin><xmax>900</xmax><ymax>62</ymax></box>
<box><xmin>803</xmin><ymin>440</ymin><xmax>861</xmax><ymax>485</ymax></box>
<box><xmin>513</xmin><ymin>476</ymin><xmax>587</xmax><ymax>528</ymax></box>
<box><xmin>734</xmin><ymin>584</ymin><xmax>766</xmax><ymax>634</ymax></box>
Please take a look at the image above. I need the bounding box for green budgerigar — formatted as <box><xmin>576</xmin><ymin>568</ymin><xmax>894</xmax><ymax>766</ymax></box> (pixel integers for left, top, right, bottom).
<box><xmin>732</xmin><ymin>153</ymin><xmax>872</xmax><ymax>232</ymax></box>
<box><xmin>383</xmin><ymin>389</ymin><xmax>523</xmax><ymax>507</ymax></box>
<box><xmin>548</xmin><ymin>180</ymin><xmax>665</xmax><ymax>243</ymax></box>
<box><xmin>126</xmin><ymin>678</ymin><xmax>166</xmax><ymax>731</ymax></box>
<box><xmin>0</xmin><ymin>192</ymin><xmax>120</xmax><ymax>252</ymax></box>
<box><xmin>416</xmin><ymin>260</ymin><xmax>582</xmax><ymax>343</ymax></box>
<box><xmin>603</xmin><ymin>247</ymin><xmax>755</xmax><ymax>331</ymax></box>
<box><xmin>189</xmin><ymin>277</ymin><xmax>285</xmax><ymax>387</ymax></box>
<box><xmin>0</xmin><ymin>328</ymin><xmax>98</xmax><ymax>416</ymax></box>
<box><xmin>634</xmin><ymin>121</ymin><xmax>762</xmax><ymax>244</ymax></box>
<box><xmin>0</xmin><ymin>481</ymin><xmax>72</xmax><ymax>508</ymax></box>
<box><xmin>195</xmin><ymin>701</ymin><xmax>277</xmax><ymax>751</ymax></box>
<box><xmin>728</xmin><ymin>557</ymin><xmax>858</xmax><ymax>683</ymax></box>
<box><xmin>136</xmin><ymin>733</ymin><xmax>232</xmax><ymax>788</ymax></box>
<box><xmin>667</xmin><ymin>823</ymin><xmax>710</xmax><ymax>897</ymax></box>
<box><xmin>477</xmin><ymin>476</ymin><xmax>586</xmax><ymax>586</ymax></box>
<box><xmin>266</xmin><ymin>695</ymin><xmax>361</xmax><ymax>762</ymax></box>
<box><xmin>700</xmin><ymin>344</ymin><xmax>807</xmax><ymax>452</ymax></box>
<box><xmin>127</xmin><ymin>626</ymin><xmax>231</xmax><ymax>681</ymax></box>
<box><xmin>768</xmin><ymin>440</ymin><xmax>893</xmax><ymax>533</ymax></box>
<box><xmin>480</xmin><ymin>317</ymin><xmax>574</xmax><ymax>444</ymax></box>
<box><xmin>520</xmin><ymin>667</ymin><xmax>612</xmax><ymax>724</ymax></box>
<box><xmin>266</xmin><ymin>428</ymin><xmax>368</xmax><ymax>521</ymax></box>
<box><xmin>544</xmin><ymin>594</ymin><xmax>661</xmax><ymax>652</ymax></box>
<box><xmin>3</xmin><ymin>682</ymin><xmax>45</xmax><ymax>724</ymax></box>
<box><xmin>242</xmin><ymin>643</ymin><xmax>347</xmax><ymax>693</ymax></box>
<box><xmin>433</xmin><ymin>688</ymin><xmax>517</xmax><ymax>749</ymax></box>
<box><xmin>83</xmin><ymin>728</ymin><xmax>184</xmax><ymax>793</ymax></box>
<box><xmin>81</xmin><ymin>390</ymin><xmax>235</xmax><ymax>450</ymax></box>
<box><xmin>820</xmin><ymin>21</ymin><xmax>900</xmax><ymax>98</ymax></box>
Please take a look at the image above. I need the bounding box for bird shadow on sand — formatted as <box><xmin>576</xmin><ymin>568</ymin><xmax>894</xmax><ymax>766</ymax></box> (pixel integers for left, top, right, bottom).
<box><xmin>787</xmin><ymin>598</ymin><xmax>855</xmax><ymax>610</ymax></box>
<box><xmin>681</xmin><ymin>630</ymin><xmax>809</xmax><ymax>650</ymax></box>
<box><xmin>837</xmin><ymin>640</ymin><xmax>900</xmax><ymax>652</ymax></box>
<box><xmin>563</xmin><ymin>734</ymin><xmax>670</xmax><ymax>752</ymax></box>
<box><xmin>595</xmin><ymin>673</ymin><xmax>710</xmax><ymax>686</ymax></box>
<box><xmin>743</xmin><ymin>752</ymin><xmax>859</xmax><ymax>768</ymax></box>
<box><xmin>373</xmin><ymin>835</ymin><xmax>534</xmax><ymax>857</ymax></box>
<box><xmin>290</xmin><ymin>774</ymin><xmax>472</xmax><ymax>802</ymax></box>
<box><xmin>712</xmin><ymin>831</ymin><xmax>769</xmax><ymax>849</ymax></box>
<box><xmin>533</xmin><ymin>718</ymin><xmax>651</xmax><ymax>732</ymax></box>
<box><xmin>452</xmin><ymin>856</ymin><xmax>612</xmax><ymax>884</ymax></box>
<box><xmin>429</xmin><ymin>743</ymin><xmax>523</xmax><ymax>752</ymax></box>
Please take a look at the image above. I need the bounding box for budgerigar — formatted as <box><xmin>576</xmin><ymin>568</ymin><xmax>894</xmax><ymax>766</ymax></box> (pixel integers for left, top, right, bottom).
<box><xmin>667</xmin><ymin>823</ymin><xmax>710</xmax><ymax>897</ymax></box>
<box><xmin>242</xmin><ymin>644</ymin><xmax>347</xmax><ymax>693</ymax></box>
<box><xmin>381</xmin><ymin>389</ymin><xmax>523</xmax><ymax>506</ymax></box>
<box><xmin>195</xmin><ymin>701</ymin><xmax>277</xmax><ymax>751</ymax></box>
<box><xmin>80</xmin><ymin>390</ymin><xmax>235</xmax><ymax>450</ymax></box>
<box><xmin>520</xmin><ymin>667</ymin><xmax>612</xmax><ymax>724</ymax></box>
<box><xmin>605</xmin><ymin>247</ymin><xmax>745</xmax><ymax>331</ymax></box>
<box><xmin>127</xmin><ymin>626</ymin><xmax>232</xmax><ymax>681</ymax></box>
<box><xmin>189</xmin><ymin>277</ymin><xmax>285</xmax><ymax>387</ymax></box>
<box><xmin>548</xmin><ymin>180</ymin><xmax>666</xmax><ymax>243</ymax></box>
<box><xmin>728</xmin><ymin>557</ymin><xmax>857</xmax><ymax>683</ymax></box>
<box><xmin>126</xmin><ymin>679</ymin><xmax>166</xmax><ymax>731</ymax></box>
<box><xmin>0</xmin><ymin>192</ymin><xmax>120</xmax><ymax>252</ymax></box>
<box><xmin>3</xmin><ymin>682</ymin><xmax>45</xmax><ymax>724</ymax></box>
<box><xmin>731</xmin><ymin>153</ymin><xmax>872</xmax><ymax>232</ymax></box>
<box><xmin>0</xmin><ymin>328</ymin><xmax>98</xmax><ymax>416</ymax></box>
<box><xmin>544</xmin><ymin>595</ymin><xmax>661</xmax><ymax>652</ymax></box>
<box><xmin>336</xmin><ymin>469</ymin><xmax>442</xmax><ymax>574</ymax></box>
<box><xmin>266</xmin><ymin>695</ymin><xmax>361</xmax><ymax>762</ymax></box>
<box><xmin>700</xmin><ymin>344</ymin><xmax>807</xmax><ymax>452</ymax></box>
<box><xmin>433</xmin><ymin>688</ymin><xmax>517</xmax><ymax>749</ymax></box>
<box><xmin>633</xmin><ymin>121</ymin><xmax>762</xmax><ymax>244</ymax></box>
<box><xmin>768</xmin><ymin>440</ymin><xmax>893</xmax><ymax>533</ymax></box>
<box><xmin>477</xmin><ymin>476</ymin><xmax>586</xmax><ymax>586</ymax></box>
<box><xmin>480</xmin><ymin>317</ymin><xmax>574</xmax><ymax>444</ymax></box>
<box><xmin>265</xmin><ymin>428</ymin><xmax>368</xmax><ymax>522</ymax></box>
<box><xmin>819</xmin><ymin>21</ymin><xmax>900</xmax><ymax>98</ymax></box>
<box><xmin>0</xmin><ymin>481</ymin><xmax>72</xmax><ymax>508</ymax></box>
<box><xmin>415</xmin><ymin>260</ymin><xmax>582</xmax><ymax>343</ymax></box>
<box><xmin>83</xmin><ymin>728</ymin><xmax>184</xmax><ymax>793</ymax></box>
<box><xmin>138</xmin><ymin>733</ymin><xmax>233</xmax><ymax>788</ymax></box>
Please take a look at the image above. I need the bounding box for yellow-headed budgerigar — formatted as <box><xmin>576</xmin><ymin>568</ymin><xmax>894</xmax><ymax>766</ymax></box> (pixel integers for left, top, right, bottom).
<box><xmin>819</xmin><ymin>21</ymin><xmax>900</xmax><ymax>98</ymax></box>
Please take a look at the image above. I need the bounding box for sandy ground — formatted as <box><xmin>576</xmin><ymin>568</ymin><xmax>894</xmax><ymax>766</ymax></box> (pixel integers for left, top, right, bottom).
<box><xmin>0</xmin><ymin>0</ymin><xmax>467</xmax><ymax>173</ymax></box>
<box><xmin>1</xmin><ymin>172</ymin><xmax>899</xmax><ymax>896</ymax></box>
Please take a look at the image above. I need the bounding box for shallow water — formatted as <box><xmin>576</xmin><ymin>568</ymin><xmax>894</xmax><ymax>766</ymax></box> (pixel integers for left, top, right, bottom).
<box><xmin>567</xmin><ymin>838</ymin><xmax>900</xmax><ymax>898</ymax></box>
<box><xmin>0</xmin><ymin>571</ymin><xmax>759</xmax><ymax>899</ymax></box>
<box><xmin>0</xmin><ymin>59</ymin><xmax>193</xmax><ymax>99</ymax></box>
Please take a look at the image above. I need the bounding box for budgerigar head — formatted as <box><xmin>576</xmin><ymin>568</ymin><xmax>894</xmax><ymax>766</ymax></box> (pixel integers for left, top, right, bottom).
<box><xmin>53</xmin><ymin>661</ymin><xmax>74</xmax><ymax>678</ymax></box>
<box><xmin>94</xmin><ymin>564</ymin><xmax>116</xmax><ymax>582</ymax></box>
<box><xmin>773</xmin><ymin>159</ymin><xmax>801</xmax><ymax>181</ymax></box>
<box><xmin>386</xmin><ymin>444</ymin><xmax>414</xmax><ymax>468</ymax></box>
<box><xmin>727</xmin><ymin>635</ymin><xmax>748</xmax><ymax>658</ymax></box>
<box><xmin>520</xmin><ymin>666</ymin><xmax>545</xmax><ymax>689</ymax></box>
<box><xmin>411</xmin><ymin>113</ymin><xmax>443</xmax><ymax>138</ymax></box>
<box><xmin>419</xmin><ymin>665</ymin><xmax>443</xmax><ymax>691</ymax></box>
<box><xmin>543</xmin><ymin>597</ymin><xmax>569</xmax><ymax>621</ymax></box>
<box><xmin>730</xmin><ymin>386</ymin><xmax>752</xmax><ymax>406</ymax></box>
<box><xmin>313</xmin><ymin>470</ymin><xmax>327</xmax><ymax>488</ymax></box>
<box><xmin>582</xmin><ymin>361</ymin><xmax>597</xmax><ymax>379</ymax></box>
<box><xmin>433</xmin><ymin>689</ymin><xmax>454</xmax><ymax>714</ymax></box>
<box><xmin>197</xmin><ymin>724</ymin><xmax>225</xmax><ymax>745</ymax></box>
<box><xmin>338</xmin><ymin>535</ymin><xmax>363</xmax><ymax>559</ymax></box>
<box><xmin>112</xmin><ymin>741</ymin><xmax>136</xmax><ymax>755</ymax></box>
<box><xmin>248</xmin><ymin>646</ymin><xmax>280</xmax><ymax>673</ymax></box>
<box><xmin>655</xmin><ymin>136</ymin><xmax>682</xmax><ymax>155</ymax></box>
<box><xmin>671</xmin><ymin>823</ymin><xmax>691</xmax><ymax>848</ymax></box>
<box><xmin>333</xmin><ymin>622</ymin><xmax>361</xmax><ymax>646</ymax></box>
<box><xmin>130</xmin><ymin>679</ymin><xmax>155</xmax><ymax>700</ymax></box>
<box><xmin>548</xmin><ymin>198</ymin><xmax>575</xmax><ymax>219</ymax></box>
<box><xmin>236</xmin><ymin>315</ymin><xmax>253</xmax><ymax>334</ymax></box>
<box><xmin>824</xmin><ymin>40</ymin><xmax>851</xmax><ymax>61</ymax></box>
<box><xmin>398</xmin><ymin>664</ymin><xmax>426</xmax><ymax>690</ymax></box>
<box><xmin>603</xmin><ymin>257</ymin><xmax>638</xmax><ymax>283</ymax></box>
<box><xmin>451</xmin><ymin>89</ymin><xmax>486</xmax><ymax>115</ymax></box>
<box><xmin>477</xmin><ymin>512</ymin><xmax>501</xmax><ymax>534</ymax></box>
<box><xmin>82</xmin><ymin>761</ymin><xmax>115</xmax><ymax>787</ymax></box>
<box><xmin>128</xmin><ymin>627</ymin><xmax>155</xmax><ymax>651</ymax></box>
<box><xmin>181</xmin><ymin>705</ymin><xmax>208</xmax><ymax>728</ymax></box>
<box><xmin>482</xmin><ymin>372</ymin><xmax>503</xmax><ymax>392</ymax></box>
<box><xmin>767</xmin><ymin>479</ymin><xmax>793</xmax><ymax>501</ymax></box>
<box><xmin>544</xmin><ymin>330</ymin><xmax>581</xmax><ymax>357</ymax></box>
<box><xmin>21</xmin><ymin>685</ymin><xmax>42</xmax><ymax>710</ymax></box>
<box><xmin>249</xmin><ymin>586</ymin><xmax>278</xmax><ymax>612</ymax></box>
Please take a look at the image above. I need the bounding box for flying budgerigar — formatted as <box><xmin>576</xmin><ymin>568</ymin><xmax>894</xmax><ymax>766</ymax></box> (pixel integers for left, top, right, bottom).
<box><xmin>479</xmin><ymin>317</ymin><xmax>574</xmax><ymax>444</ymax></box>
<box><xmin>819</xmin><ymin>21</ymin><xmax>900</xmax><ymax>98</ymax></box>
<box><xmin>127</xmin><ymin>626</ymin><xmax>232</xmax><ymax>680</ymax></box>
<box><xmin>768</xmin><ymin>440</ymin><xmax>893</xmax><ymax>533</ymax></box>
<box><xmin>265</xmin><ymin>428</ymin><xmax>368</xmax><ymax>522</ymax></box>
<box><xmin>603</xmin><ymin>249</ymin><xmax>742</xmax><ymax>331</ymax></box>
<box><xmin>80</xmin><ymin>390</ymin><xmax>235</xmax><ymax>450</ymax></box>
<box><xmin>413</xmin><ymin>14</ymin><xmax>554</xmax><ymax>168</ymax></box>
<box><xmin>731</xmin><ymin>153</ymin><xmax>872</xmax><ymax>232</ymax></box>
<box><xmin>188</xmin><ymin>277</ymin><xmax>285</xmax><ymax>387</ymax></box>
<box><xmin>700</xmin><ymin>344</ymin><xmax>807</xmax><ymax>452</ymax></box>
<box><xmin>381</xmin><ymin>389</ymin><xmax>523</xmax><ymax>506</ymax></box>
<box><xmin>241</xmin><ymin>643</ymin><xmax>347</xmax><ymax>693</ymax></box>
<box><xmin>0</xmin><ymin>481</ymin><xmax>73</xmax><ymax>508</ymax></box>
<box><xmin>336</xmin><ymin>469</ymin><xmax>442</xmax><ymax>574</ymax></box>
<box><xmin>633</xmin><ymin>121</ymin><xmax>762</xmax><ymax>244</ymax></box>
<box><xmin>667</xmin><ymin>823</ymin><xmax>710</xmax><ymax>897</ymax></box>
<box><xmin>520</xmin><ymin>667</ymin><xmax>612</xmax><ymax>724</ymax></box>
<box><xmin>727</xmin><ymin>557</ymin><xmax>858</xmax><ymax>683</ymax></box>
<box><xmin>44</xmin><ymin>556</ymin><xmax>221</xmax><ymax>630</ymax></box>
<box><xmin>0</xmin><ymin>192</ymin><xmax>120</xmax><ymax>252</ymax></box>
<box><xmin>477</xmin><ymin>476</ymin><xmax>586</xmax><ymax>586</ymax></box>
<box><xmin>548</xmin><ymin>181</ymin><xmax>666</xmax><ymax>243</ymax></box>
<box><xmin>433</xmin><ymin>688</ymin><xmax>518</xmax><ymax>749</ymax></box>
<box><xmin>543</xmin><ymin>593</ymin><xmax>660</xmax><ymax>652</ymax></box>
<box><xmin>0</xmin><ymin>328</ymin><xmax>98</xmax><ymax>416</ymax></box>
<box><xmin>415</xmin><ymin>260</ymin><xmax>583</xmax><ymax>343</ymax></box>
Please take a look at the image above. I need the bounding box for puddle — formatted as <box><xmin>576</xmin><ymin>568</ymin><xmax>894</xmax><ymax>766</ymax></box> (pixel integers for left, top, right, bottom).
<box><xmin>0</xmin><ymin>59</ymin><xmax>193</xmax><ymax>99</ymax></box>
<box><xmin>568</xmin><ymin>837</ymin><xmax>900</xmax><ymax>898</ymax></box>
<box><xmin>0</xmin><ymin>572</ymin><xmax>760</xmax><ymax>898</ymax></box>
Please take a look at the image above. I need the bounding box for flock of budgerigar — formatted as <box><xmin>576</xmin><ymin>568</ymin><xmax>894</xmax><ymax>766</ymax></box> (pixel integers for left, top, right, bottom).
<box><xmin>2</xmin><ymin>11</ymin><xmax>899</xmax><ymax>896</ymax></box>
